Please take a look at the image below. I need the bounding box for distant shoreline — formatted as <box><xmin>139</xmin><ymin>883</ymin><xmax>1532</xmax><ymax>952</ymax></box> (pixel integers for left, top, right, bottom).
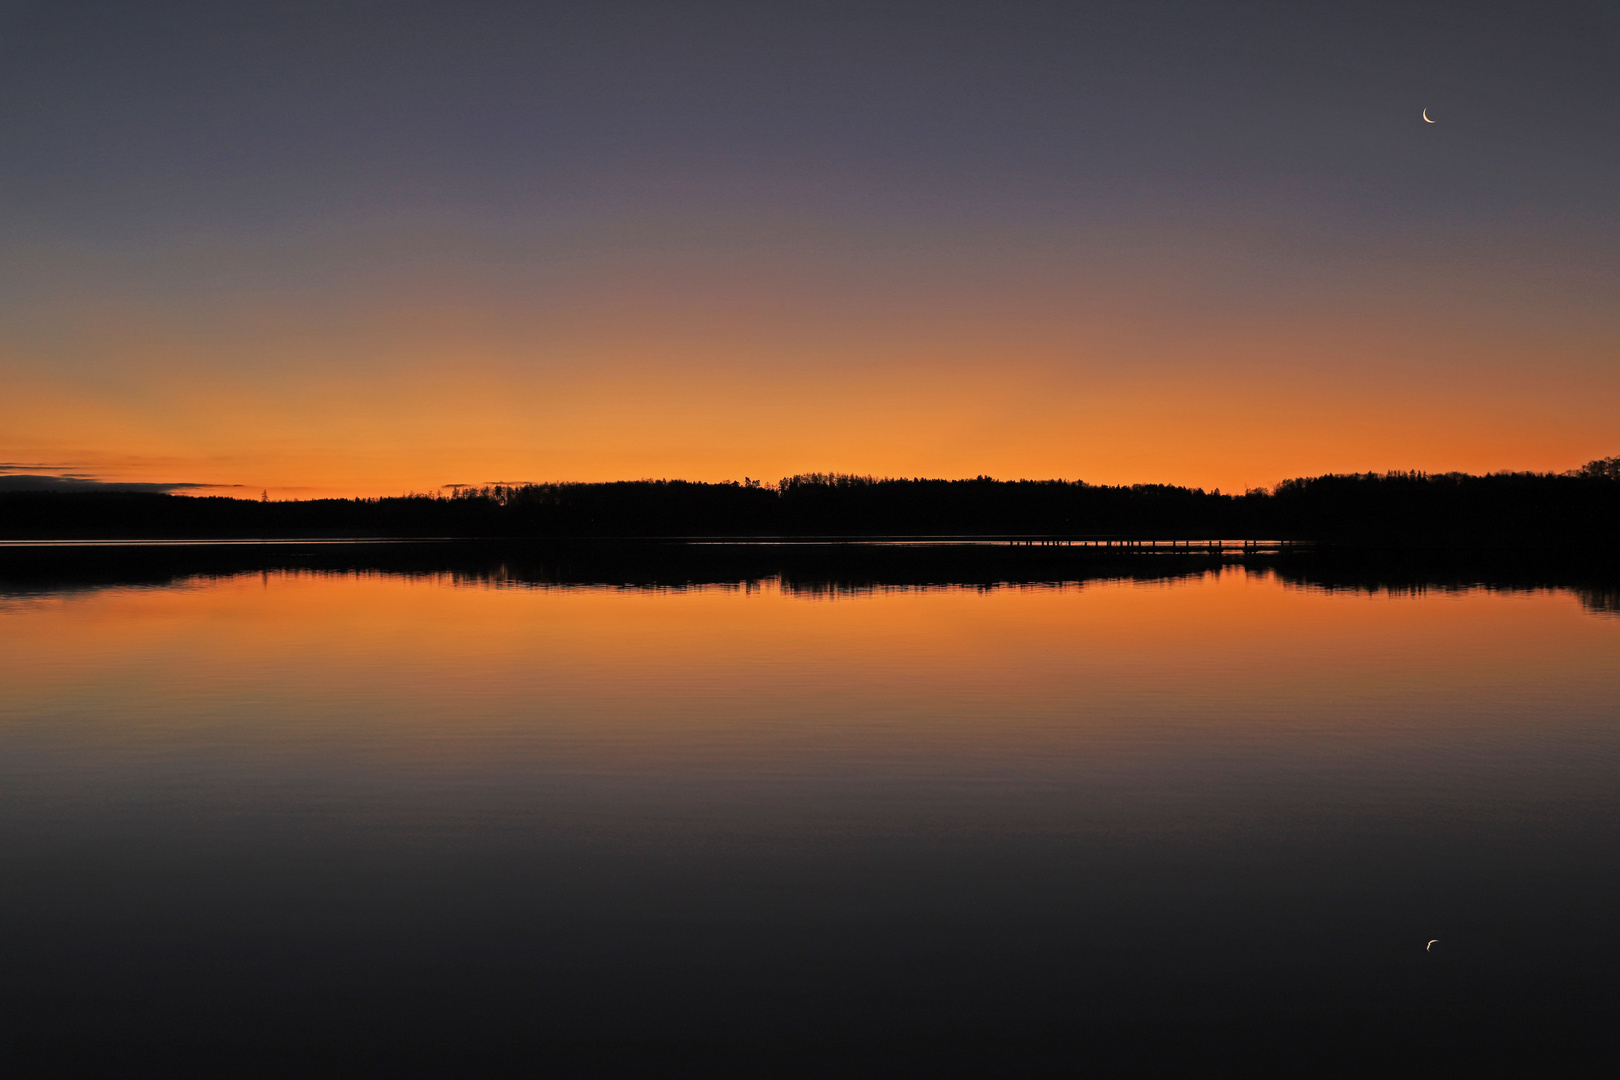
<box><xmin>3</xmin><ymin>464</ymin><xmax>1618</xmax><ymax>545</ymax></box>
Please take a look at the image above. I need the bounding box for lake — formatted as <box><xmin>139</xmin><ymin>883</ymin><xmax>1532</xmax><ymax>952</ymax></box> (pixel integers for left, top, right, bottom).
<box><xmin>2</xmin><ymin>547</ymin><xmax>1617</xmax><ymax>1074</ymax></box>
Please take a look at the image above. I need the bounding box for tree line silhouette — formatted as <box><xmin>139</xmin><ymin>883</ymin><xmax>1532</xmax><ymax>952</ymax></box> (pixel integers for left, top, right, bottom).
<box><xmin>2</xmin><ymin>458</ymin><xmax>1617</xmax><ymax>542</ymax></box>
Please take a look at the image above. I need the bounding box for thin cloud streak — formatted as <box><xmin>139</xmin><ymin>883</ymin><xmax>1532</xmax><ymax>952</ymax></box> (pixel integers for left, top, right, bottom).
<box><xmin>0</xmin><ymin>474</ymin><xmax>225</xmax><ymax>494</ymax></box>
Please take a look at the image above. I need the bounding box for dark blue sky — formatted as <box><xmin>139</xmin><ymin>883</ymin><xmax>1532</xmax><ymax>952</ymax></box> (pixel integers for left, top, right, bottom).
<box><xmin>5</xmin><ymin>1</ymin><xmax>1615</xmax><ymax>236</ymax></box>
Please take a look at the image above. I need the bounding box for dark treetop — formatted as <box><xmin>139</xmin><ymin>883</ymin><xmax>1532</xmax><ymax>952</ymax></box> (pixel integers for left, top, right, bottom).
<box><xmin>2</xmin><ymin>460</ymin><xmax>1618</xmax><ymax>544</ymax></box>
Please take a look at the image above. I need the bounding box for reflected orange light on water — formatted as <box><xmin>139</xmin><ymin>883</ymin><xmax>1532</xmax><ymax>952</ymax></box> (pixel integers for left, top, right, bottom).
<box><xmin>2</xmin><ymin>570</ymin><xmax>1614</xmax><ymax>777</ymax></box>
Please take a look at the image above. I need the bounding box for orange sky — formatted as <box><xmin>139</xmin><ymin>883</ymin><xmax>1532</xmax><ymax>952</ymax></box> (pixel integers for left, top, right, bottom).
<box><xmin>4</xmin><ymin>4</ymin><xmax>1618</xmax><ymax>499</ymax></box>
<box><xmin>5</xmin><ymin>213</ymin><xmax>1617</xmax><ymax>498</ymax></box>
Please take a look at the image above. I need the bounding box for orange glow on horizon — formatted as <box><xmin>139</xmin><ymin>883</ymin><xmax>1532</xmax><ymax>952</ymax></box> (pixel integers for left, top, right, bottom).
<box><xmin>5</xmin><ymin>214</ymin><xmax>1616</xmax><ymax>498</ymax></box>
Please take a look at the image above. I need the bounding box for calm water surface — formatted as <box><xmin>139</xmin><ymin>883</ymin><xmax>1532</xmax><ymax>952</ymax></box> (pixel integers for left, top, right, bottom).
<box><xmin>2</xmin><ymin>564</ymin><xmax>1617</xmax><ymax>1073</ymax></box>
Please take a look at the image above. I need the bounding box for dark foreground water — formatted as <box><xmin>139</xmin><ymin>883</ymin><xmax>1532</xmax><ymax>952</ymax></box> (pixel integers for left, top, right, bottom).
<box><xmin>2</xmin><ymin>545</ymin><xmax>1617</xmax><ymax>1075</ymax></box>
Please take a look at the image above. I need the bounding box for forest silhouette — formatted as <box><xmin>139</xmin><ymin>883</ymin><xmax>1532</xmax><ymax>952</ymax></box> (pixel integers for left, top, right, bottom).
<box><xmin>2</xmin><ymin>459</ymin><xmax>1618</xmax><ymax>543</ymax></box>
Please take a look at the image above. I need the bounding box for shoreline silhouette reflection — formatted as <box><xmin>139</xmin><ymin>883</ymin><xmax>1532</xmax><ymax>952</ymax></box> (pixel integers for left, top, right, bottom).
<box><xmin>3</xmin><ymin>539</ymin><xmax>1618</xmax><ymax>614</ymax></box>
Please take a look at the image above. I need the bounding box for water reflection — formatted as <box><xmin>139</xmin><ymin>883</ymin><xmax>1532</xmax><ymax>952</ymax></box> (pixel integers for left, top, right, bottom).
<box><xmin>1</xmin><ymin>545</ymin><xmax>1617</xmax><ymax>1072</ymax></box>
<box><xmin>3</xmin><ymin>537</ymin><xmax>1619</xmax><ymax>603</ymax></box>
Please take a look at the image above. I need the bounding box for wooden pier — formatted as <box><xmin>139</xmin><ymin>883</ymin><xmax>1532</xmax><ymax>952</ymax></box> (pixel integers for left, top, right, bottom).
<box><xmin>1006</xmin><ymin>538</ymin><xmax>1304</xmax><ymax>553</ymax></box>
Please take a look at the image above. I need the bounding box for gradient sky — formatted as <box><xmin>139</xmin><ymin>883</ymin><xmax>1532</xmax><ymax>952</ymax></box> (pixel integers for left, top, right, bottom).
<box><xmin>3</xmin><ymin>0</ymin><xmax>1616</xmax><ymax>496</ymax></box>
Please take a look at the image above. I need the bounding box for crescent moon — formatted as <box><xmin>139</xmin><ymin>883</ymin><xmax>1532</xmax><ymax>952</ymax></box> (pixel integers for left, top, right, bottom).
<box><xmin>1427</xmin><ymin>940</ymin><xmax>1439</xmax><ymax>950</ymax></box>
<box><xmin>1422</xmin><ymin>108</ymin><xmax>1435</xmax><ymax>123</ymax></box>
